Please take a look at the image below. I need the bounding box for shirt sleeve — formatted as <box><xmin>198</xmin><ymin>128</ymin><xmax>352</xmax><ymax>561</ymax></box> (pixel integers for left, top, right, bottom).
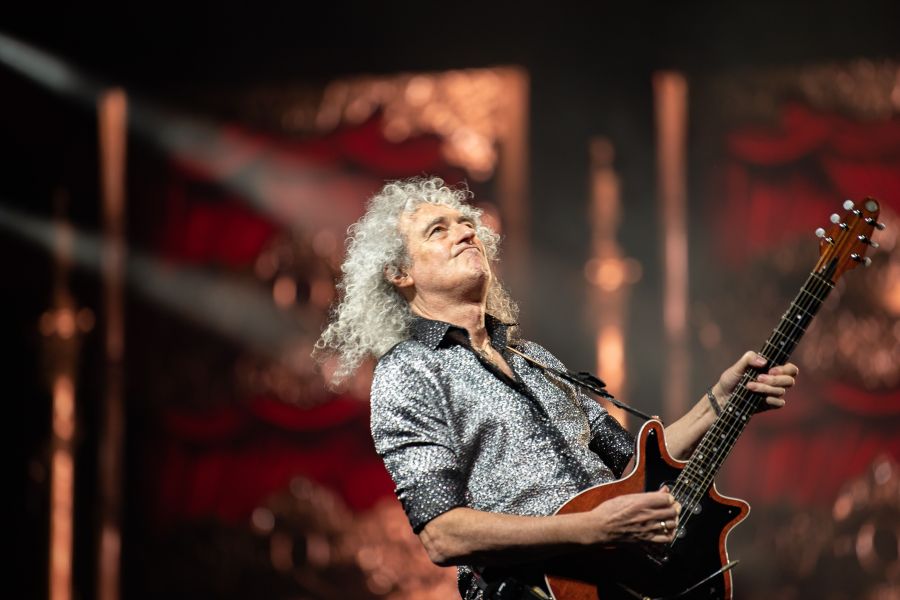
<box><xmin>369</xmin><ymin>346</ymin><xmax>467</xmax><ymax>533</ymax></box>
<box><xmin>587</xmin><ymin>410</ymin><xmax>635</xmax><ymax>478</ymax></box>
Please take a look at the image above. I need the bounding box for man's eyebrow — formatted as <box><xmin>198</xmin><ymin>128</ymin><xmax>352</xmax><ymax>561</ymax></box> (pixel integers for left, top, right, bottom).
<box><xmin>422</xmin><ymin>215</ymin><xmax>447</xmax><ymax>236</ymax></box>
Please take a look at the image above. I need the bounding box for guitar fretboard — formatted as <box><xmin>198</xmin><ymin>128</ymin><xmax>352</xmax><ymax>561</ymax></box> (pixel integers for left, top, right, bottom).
<box><xmin>671</xmin><ymin>269</ymin><xmax>835</xmax><ymax>516</ymax></box>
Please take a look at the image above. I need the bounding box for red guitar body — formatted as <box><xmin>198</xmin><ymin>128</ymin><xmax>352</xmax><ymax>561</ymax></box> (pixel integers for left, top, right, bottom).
<box><xmin>544</xmin><ymin>420</ymin><xmax>749</xmax><ymax>600</ymax></box>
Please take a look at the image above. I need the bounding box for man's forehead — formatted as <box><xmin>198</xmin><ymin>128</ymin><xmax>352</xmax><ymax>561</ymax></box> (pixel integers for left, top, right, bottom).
<box><xmin>403</xmin><ymin>203</ymin><xmax>463</xmax><ymax>222</ymax></box>
<box><xmin>399</xmin><ymin>203</ymin><xmax>466</xmax><ymax>232</ymax></box>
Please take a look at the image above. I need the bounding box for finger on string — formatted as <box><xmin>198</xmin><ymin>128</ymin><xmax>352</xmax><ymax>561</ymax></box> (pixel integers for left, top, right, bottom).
<box><xmin>646</xmin><ymin>507</ymin><xmax>679</xmax><ymax>521</ymax></box>
<box><xmin>644</xmin><ymin>491</ymin><xmax>676</xmax><ymax>507</ymax></box>
<box><xmin>769</xmin><ymin>364</ymin><xmax>799</xmax><ymax>377</ymax></box>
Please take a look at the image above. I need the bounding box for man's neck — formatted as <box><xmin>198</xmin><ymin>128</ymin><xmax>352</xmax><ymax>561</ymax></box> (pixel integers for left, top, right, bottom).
<box><xmin>410</xmin><ymin>298</ymin><xmax>490</xmax><ymax>351</ymax></box>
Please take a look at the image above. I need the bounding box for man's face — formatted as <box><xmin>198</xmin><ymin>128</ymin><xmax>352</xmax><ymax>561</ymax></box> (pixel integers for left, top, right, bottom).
<box><xmin>394</xmin><ymin>203</ymin><xmax>492</xmax><ymax>300</ymax></box>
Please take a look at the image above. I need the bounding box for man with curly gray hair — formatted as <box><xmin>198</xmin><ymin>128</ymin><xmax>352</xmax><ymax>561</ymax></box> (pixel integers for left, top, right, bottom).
<box><xmin>315</xmin><ymin>176</ymin><xmax>799</xmax><ymax>599</ymax></box>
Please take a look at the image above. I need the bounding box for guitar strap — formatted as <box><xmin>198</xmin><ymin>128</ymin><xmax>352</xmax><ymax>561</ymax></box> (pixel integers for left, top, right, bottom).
<box><xmin>505</xmin><ymin>345</ymin><xmax>655</xmax><ymax>422</ymax></box>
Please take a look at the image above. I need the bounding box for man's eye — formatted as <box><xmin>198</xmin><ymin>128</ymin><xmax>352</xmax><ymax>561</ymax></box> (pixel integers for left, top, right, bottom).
<box><xmin>429</xmin><ymin>226</ymin><xmax>446</xmax><ymax>237</ymax></box>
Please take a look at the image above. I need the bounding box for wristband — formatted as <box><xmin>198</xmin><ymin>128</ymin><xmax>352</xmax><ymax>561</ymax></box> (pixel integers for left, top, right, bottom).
<box><xmin>707</xmin><ymin>387</ymin><xmax>722</xmax><ymax>416</ymax></box>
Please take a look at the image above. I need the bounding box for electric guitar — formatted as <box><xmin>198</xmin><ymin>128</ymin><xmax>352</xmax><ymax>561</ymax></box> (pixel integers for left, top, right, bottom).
<box><xmin>544</xmin><ymin>198</ymin><xmax>885</xmax><ymax>600</ymax></box>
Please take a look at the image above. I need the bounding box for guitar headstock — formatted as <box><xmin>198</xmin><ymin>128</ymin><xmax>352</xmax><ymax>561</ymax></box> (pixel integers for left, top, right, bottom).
<box><xmin>814</xmin><ymin>197</ymin><xmax>884</xmax><ymax>283</ymax></box>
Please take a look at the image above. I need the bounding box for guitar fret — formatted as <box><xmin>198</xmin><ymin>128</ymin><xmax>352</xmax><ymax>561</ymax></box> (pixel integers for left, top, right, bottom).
<box><xmin>778</xmin><ymin>314</ymin><xmax>807</xmax><ymax>335</ymax></box>
<box><xmin>778</xmin><ymin>314</ymin><xmax>806</xmax><ymax>336</ymax></box>
<box><xmin>798</xmin><ymin>287</ymin><xmax>828</xmax><ymax>305</ymax></box>
<box><xmin>788</xmin><ymin>301</ymin><xmax>814</xmax><ymax>320</ymax></box>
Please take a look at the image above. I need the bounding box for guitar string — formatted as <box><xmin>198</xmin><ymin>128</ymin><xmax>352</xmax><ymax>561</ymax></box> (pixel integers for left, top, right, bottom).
<box><xmin>670</xmin><ymin>270</ymin><xmax>834</xmax><ymax>534</ymax></box>
<box><xmin>671</xmin><ymin>274</ymin><xmax>828</xmax><ymax>534</ymax></box>
<box><xmin>672</xmin><ymin>270</ymin><xmax>833</xmax><ymax>532</ymax></box>
<box><xmin>672</xmin><ymin>271</ymin><xmax>831</xmax><ymax>517</ymax></box>
<box><xmin>675</xmin><ymin>271</ymin><xmax>828</xmax><ymax>493</ymax></box>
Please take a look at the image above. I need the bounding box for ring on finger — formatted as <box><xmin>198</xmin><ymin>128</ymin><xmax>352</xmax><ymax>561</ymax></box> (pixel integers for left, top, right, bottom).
<box><xmin>659</xmin><ymin>520</ymin><xmax>668</xmax><ymax>533</ymax></box>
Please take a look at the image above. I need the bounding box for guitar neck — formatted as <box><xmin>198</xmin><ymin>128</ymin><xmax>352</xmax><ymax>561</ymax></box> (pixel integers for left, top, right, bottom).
<box><xmin>673</xmin><ymin>270</ymin><xmax>834</xmax><ymax>502</ymax></box>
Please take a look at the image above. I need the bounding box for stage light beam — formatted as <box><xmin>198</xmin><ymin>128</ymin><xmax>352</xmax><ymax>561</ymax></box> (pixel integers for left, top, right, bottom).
<box><xmin>0</xmin><ymin>202</ymin><xmax>317</xmax><ymax>365</ymax></box>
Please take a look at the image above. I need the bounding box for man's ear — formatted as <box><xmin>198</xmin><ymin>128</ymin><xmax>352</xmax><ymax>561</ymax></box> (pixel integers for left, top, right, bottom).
<box><xmin>385</xmin><ymin>266</ymin><xmax>413</xmax><ymax>289</ymax></box>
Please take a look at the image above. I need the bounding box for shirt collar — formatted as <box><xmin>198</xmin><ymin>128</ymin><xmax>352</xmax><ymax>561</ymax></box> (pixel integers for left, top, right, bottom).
<box><xmin>410</xmin><ymin>314</ymin><xmax>513</xmax><ymax>351</ymax></box>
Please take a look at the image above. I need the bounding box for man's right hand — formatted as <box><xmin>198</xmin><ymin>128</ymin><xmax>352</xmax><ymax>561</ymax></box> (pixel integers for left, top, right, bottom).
<box><xmin>582</xmin><ymin>488</ymin><xmax>681</xmax><ymax>546</ymax></box>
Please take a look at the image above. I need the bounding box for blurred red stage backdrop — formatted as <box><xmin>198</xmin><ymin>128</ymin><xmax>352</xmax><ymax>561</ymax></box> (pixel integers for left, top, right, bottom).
<box><xmin>124</xmin><ymin>69</ymin><xmax>527</xmax><ymax>599</ymax></box>
<box><xmin>693</xmin><ymin>64</ymin><xmax>900</xmax><ymax>599</ymax></box>
<box><xmin>120</xmin><ymin>63</ymin><xmax>899</xmax><ymax>600</ymax></box>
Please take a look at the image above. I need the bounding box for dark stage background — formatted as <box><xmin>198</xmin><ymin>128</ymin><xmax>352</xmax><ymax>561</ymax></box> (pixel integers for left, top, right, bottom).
<box><xmin>5</xmin><ymin>3</ymin><xmax>900</xmax><ymax>599</ymax></box>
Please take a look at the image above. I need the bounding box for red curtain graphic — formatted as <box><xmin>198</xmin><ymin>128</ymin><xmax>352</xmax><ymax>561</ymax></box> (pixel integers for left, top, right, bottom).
<box><xmin>709</xmin><ymin>102</ymin><xmax>900</xmax><ymax>506</ymax></box>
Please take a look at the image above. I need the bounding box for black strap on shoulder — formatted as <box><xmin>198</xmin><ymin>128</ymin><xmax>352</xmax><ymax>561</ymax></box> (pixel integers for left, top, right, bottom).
<box><xmin>505</xmin><ymin>345</ymin><xmax>655</xmax><ymax>423</ymax></box>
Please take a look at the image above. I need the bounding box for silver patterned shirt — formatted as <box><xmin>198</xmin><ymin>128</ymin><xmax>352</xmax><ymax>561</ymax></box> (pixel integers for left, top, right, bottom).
<box><xmin>370</xmin><ymin>316</ymin><xmax>635</xmax><ymax>599</ymax></box>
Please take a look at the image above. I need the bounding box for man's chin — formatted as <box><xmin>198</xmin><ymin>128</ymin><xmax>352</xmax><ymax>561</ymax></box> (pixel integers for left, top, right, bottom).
<box><xmin>449</xmin><ymin>267</ymin><xmax>490</xmax><ymax>292</ymax></box>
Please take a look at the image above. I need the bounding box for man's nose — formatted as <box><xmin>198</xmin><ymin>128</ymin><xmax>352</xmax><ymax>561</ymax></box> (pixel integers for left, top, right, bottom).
<box><xmin>453</xmin><ymin>223</ymin><xmax>476</xmax><ymax>243</ymax></box>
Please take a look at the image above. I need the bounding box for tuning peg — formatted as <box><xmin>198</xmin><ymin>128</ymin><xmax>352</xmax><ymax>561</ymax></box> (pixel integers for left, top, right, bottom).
<box><xmin>830</xmin><ymin>213</ymin><xmax>841</xmax><ymax>224</ymax></box>
<box><xmin>858</xmin><ymin>234</ymin><xmax>880</xmax><ymax>248</ymax></box>
<box><xmin>843</xmin><ymin>199</ymin><xmax>855</xmax><ymax>210</ymax></box>
<box><xmin>865</xmin><ymin>217</ymin><xmax>887</xmax><ymax>231</ymax></box>
<box><xmin>815</xmin><ymin>228</ymin><xmax>835</xmax><ymax>244</ymax></box>
<box><xmin>851</xmin><ymin>253</ymin><xmax>872</xmax><ymax>266</ymax></box>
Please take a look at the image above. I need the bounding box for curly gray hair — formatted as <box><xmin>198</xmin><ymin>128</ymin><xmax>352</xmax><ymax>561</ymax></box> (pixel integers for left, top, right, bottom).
<box><xmin>314</xmin><ymin>176</ymin><xmax>518</xmax><ymax>383</ymax></box>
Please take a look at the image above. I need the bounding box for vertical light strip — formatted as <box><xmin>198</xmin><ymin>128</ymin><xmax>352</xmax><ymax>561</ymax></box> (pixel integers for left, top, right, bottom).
<box><xmin>653</xmin><ymin>72</ymin><xmax>690</xmax><ymax>422</ymax></box>
<box><xmin>497</xmin><ymin>68</ymin><xmax>530</xmax><ymax>301</ymax></box>
<box><xmin>97</xmin><ymin>88</ymin><xmax>127</xmax><ymax>600</ymax></box>
<box><xmin>585</xmin><ymin>138</ymin><xmax>641</xmax><ymax>425</ymax></box>
<box><xmin>49</xmin><ymin>375</ymin><xmax>75</xmax><ymax>600</ymax></box>
<box><xmin>47</xmin><ymin>191</ymin><xmax>77</xmax><ymax>600</ymax></box>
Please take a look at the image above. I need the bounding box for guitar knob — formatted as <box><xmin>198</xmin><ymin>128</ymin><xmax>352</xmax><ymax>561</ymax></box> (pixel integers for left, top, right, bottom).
<box><xmin>843</xmin><ymin>199</ymin><xmax>855</xmax><ymax>210</ymax></box>
<box><xmin>815</xmin><ymin>228</ymin><xmax>826</xmax><ymax>238</ymax></box>
<box><xmin>830</xmin><ymin>213</ymin><xmax>841</xmax><ymax>224</ymax></box>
